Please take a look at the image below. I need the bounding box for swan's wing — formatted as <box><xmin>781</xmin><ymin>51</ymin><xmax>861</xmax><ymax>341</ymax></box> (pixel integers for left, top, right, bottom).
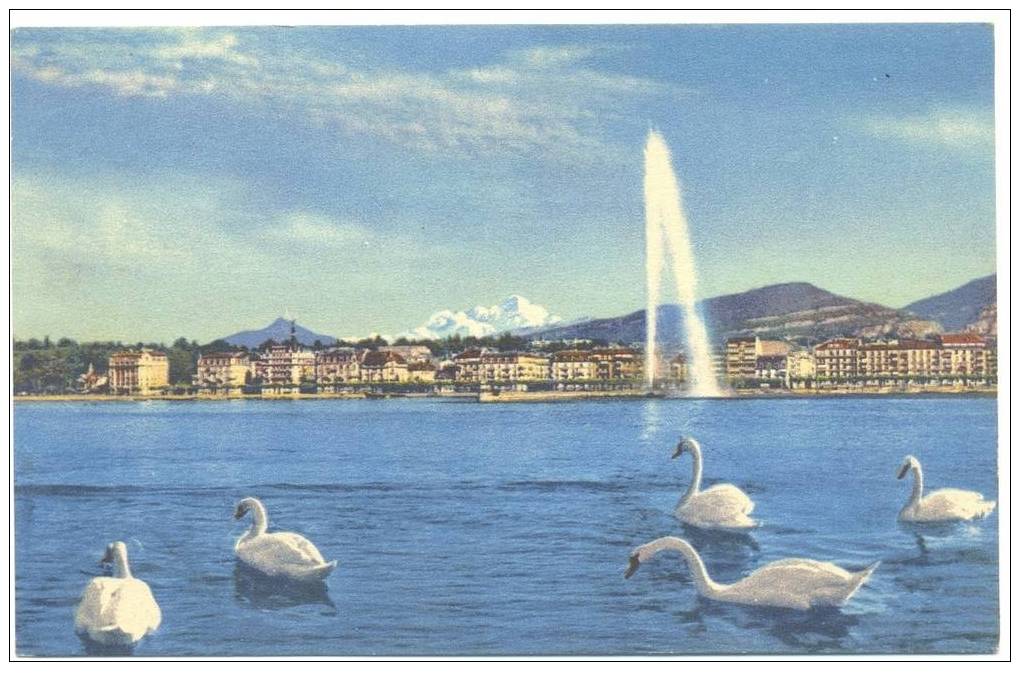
<box><xmin>238</xmin><ymin>531</ymin><xmax>327</xmax><ymax>574</ymax></box>
<box><xmin>683</xmin><ymin>485</ymin><xmax>755</xmax><ymax>522</ymax></box>
<box><xmin>75</xmin><ymin>578</ymin><xmax>115</xmax><ymax>633</ymax></box>
<box><xmin>703</xmin><ymin>484</ymin><xmax>754</xmax><ymax>513</ymax></box>
<box><xmin>75</xmin><ymin>578</ymin><xmax>161</xmax><ymax>637</ymax></box>
<box><xmin>924</xmin><ymin>488</ymin><xmax>991</xmax><ymax>515</ymax></box>
<box><xmin>114</xmin><ymin>579</ymin><xmax>162</xmax><ymax>633</ymax></box>
<box><xmin>737</xmin><ymin>559</ymin><xmax>857</xmax><ymax>608</ymax></box>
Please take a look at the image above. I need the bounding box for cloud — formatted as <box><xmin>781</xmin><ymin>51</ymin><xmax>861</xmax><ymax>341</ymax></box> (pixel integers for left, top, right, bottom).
<box><xmin>268</xmin><ymin>212</ymin><xmax>372</xmax><ymax>248</ymax></box>
<box><xmin>10</xmin><ymin>172</ymin><xmax>388</xmax><ymax>279</ymax></box>
<box><xmin>153</xmin><ymin>30</ymin><xmax>257</xmax><ymax>66</ymax></box>
<box><xmin>860</xmin><ymin>109</ymin><xmax>994</xmax><ymax>150</ymax></box>
<box><xmin>11</xmin><ymin>29</ymin><xmax>686</xmax><ymax>161</ymax></box>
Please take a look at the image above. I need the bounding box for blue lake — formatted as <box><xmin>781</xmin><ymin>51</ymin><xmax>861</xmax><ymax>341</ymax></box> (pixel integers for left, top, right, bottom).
<box><xmin>14</xmin><ymin>397</ymin><xmax>999</xmax><ymax>656</ymax></box>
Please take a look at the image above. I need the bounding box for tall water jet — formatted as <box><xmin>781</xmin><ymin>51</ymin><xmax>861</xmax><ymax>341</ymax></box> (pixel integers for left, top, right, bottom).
<box><xmin>643</xmin><ymin>131</ymin><xmax>723</xmax><ymax>397</ymax></box>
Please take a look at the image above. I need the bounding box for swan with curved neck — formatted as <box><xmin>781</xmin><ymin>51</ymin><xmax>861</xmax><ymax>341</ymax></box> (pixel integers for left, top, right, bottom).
<box><xmin>625</xmin><ymin>536</ymin><xmax>879</xmax><ymax>611</ymax></box>
<box><xmin>673</xmin><ymin>437</ymin><xmax>756</xmax><ymax>530</ymax></box>
<box><xmin>234</xmin><ymin>497</ymin><xmax>337</xmax><ymax>583</ymax></box>
<box><xmin>896</xmin><ymin>455</ymin><xmax>996</xmax><ymax>523</ymax></box>
<box><xmin>75</xmin><ymin>541</ymin><xmax>162</xmax><ymax>648</ymax></box>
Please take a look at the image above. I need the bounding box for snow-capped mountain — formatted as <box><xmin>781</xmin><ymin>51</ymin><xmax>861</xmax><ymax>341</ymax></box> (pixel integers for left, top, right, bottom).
<box><xmin>404</xmin><ymin>295</ymin><xmax>562</xmax><ymax>340</ymax></box>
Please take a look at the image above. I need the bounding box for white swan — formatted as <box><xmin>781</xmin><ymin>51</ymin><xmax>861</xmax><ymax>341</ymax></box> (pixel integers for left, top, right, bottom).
<box><xmin>234</xmin><ymin>497</ymin><xmax>337</xmax><ymax>583</ymax></box>
<box><xmin>672</xmin><ymin>437</ymin><xmax>757</xmax><ymax>530</ymax></box>
<box><xmin>897</xmin><ymin>455</ymin><xmax>996</xmax><ymax>523</ymax></box>
<box><xmin>625</xmin><ymin>536</ymin><xmax>879</xmax><ymax>611</ymax></box>
<box><xmin>74</xmin><ymin>541</ymin><xmax>161</xmax><ymax>648</ymax></box>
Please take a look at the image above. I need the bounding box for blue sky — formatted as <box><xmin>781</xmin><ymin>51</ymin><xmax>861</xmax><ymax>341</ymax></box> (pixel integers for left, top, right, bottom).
<box><xmin>11</xmin><ymin>24</ymin><xmax>996</xmax><ymax>342</ymax></box>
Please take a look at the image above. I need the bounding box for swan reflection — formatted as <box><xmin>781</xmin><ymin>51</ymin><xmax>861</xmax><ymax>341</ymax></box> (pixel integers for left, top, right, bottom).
<box><xmin>233</xmin><ymin>564</ymin><xmax>337</xmax><ymax>614</ymax></box>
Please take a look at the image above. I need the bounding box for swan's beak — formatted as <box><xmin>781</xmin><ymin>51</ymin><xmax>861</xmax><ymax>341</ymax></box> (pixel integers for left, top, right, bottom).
<box><xmin>99</xmin><ymin>546</ymin><xmax>114</xmax><ymax>566</ymax></box>
<box><xmin>672</xmin><ymin>444</ymin><xmax>684</xmax><ymax>459</ymax></box>
<box><xmin>896</xmin><ymin>464</ymin><xmax>909</xmax><ymax>480</ymax></box>
<box><xmin>233</xmin><ymin>506</ymin><xmax>246</xmax><ymax>520</ymax></box>
<box><xmin>625</xmin><ymin>555</ymin><xmax>641</xmax><ymax>579</ymax></box>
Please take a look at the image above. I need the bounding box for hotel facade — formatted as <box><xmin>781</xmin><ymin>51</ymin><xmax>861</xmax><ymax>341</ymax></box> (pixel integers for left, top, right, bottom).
<box><xmin>108</xmin><ymin>349</ymin><xmax>170</xmax><ymax>395</ymax></box>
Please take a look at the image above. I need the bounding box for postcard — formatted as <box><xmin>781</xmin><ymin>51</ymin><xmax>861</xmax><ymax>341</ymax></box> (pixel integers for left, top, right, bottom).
<box><xmin>10</xmin><ymin>15</ymin><xmax>1004</xmax><ymax>659</ymax></box>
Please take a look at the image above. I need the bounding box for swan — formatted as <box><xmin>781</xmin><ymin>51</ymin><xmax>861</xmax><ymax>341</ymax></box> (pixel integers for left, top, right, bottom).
<box><xmin>672</xmin><ymin>437</ymin><xmax>757</xmax><ymax>530</ymax></box>
<box><xmin>625</xmin><ymin>536</ymin><xmax>879</xmax><ymax>611</ymax></box>
<box><xmin>897</xmin><ymin>455</ymin><xmax>996</xmax><ymax>523</ymax></box>
<box><xmin>233</xmin><ymin>497</ymin><xmax>337</xmax><ymax>583</ymax></box>
<box><xmin>74</xmin><ymin>541</ymin><xmax>161</xmax><ymax>648</ymax></box>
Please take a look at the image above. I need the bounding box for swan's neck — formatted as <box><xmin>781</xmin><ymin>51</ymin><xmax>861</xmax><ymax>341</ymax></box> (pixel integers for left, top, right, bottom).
<box><xmin>111</xmin><ymin>548</ymin><xmax>132</xmax><ymax>579</ymax></box>
<box><xmin>905</xmin><ymin>464</ymin><xmax>924</xmax><ymax>510</ymax></box>
<box><xmin>245</xmin><ymin>502</ymin><xmax>269</xmax><ymax>539</ymax></box>
<box><xmin>650</xmin><ymin>537</ymin><xmax>724</xmax><ymax>598</ymax></box>
<box><xmin>679</xmin><ymin>443</ymin><xmax>703</xmax><ymax>505</ymax></box>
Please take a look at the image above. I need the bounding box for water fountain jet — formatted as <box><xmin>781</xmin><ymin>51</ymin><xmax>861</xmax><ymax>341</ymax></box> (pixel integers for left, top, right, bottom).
<box><xmin>643</xmin><ymin>131</ymin><xmax>723</xmax><ymax>397</ymax></box>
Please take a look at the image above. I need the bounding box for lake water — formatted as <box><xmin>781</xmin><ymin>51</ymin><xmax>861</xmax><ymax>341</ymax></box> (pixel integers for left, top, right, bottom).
<box><xmin>13</xmin><ymin>397</ymin><xmax>999</xmax><ymax>656</ymax></box>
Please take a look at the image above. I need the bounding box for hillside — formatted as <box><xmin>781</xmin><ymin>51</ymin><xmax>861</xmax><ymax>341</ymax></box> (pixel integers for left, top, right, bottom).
<box><xmin>221</xmin><ymin>318</ymin><xmax>336</xmax><ymax>348</ymax></box>
<box><xmin>530</xmin><ymin>282</ymin><xmax>940</xmax><ymax>346</ymax></box>
<box><xmin>903</xmin><ymin>275</ymin><xmax>996</xmax><ymax>331</ymax></box>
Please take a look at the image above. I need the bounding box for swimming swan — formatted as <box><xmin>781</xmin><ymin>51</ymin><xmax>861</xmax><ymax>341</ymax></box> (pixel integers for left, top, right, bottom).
<box><xmin>234</xmin><ymin>497</ymin><xmax>337</xmax><ymax>583</ymax></box>
<box><xmin>897</xmin><ymin>455</ymin><xmax>996</xmax><ymax>523</ymax></box>
<box><xmin>673</xmin><ymin>437</ymin><xmax>757</xmax><ymax>530</ymax></box>
<box><xmin>625</xmin><ymin>536</ymin><xmax>879</xmax><ymax>611</ymax></box>
<box><xmin>74</xmin><ymin>541</ymin><xmax>161</xmax><ymax>648</ymax></box>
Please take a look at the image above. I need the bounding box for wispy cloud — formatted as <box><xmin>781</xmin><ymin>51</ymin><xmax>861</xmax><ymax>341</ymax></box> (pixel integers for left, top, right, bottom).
<box><xmin>11</xmin><ymin>170</ymin><xmax>445</xmax><ymax>338</ymax></box>
<box><xmin>11</xmin><ymin>29</ymin><xmax>685</xmax><ymax>161</ymax></box>
<box><xmin>859</xmin><ymin>109</ymin><xmax>994</xmax><ymax>151</ymax></box>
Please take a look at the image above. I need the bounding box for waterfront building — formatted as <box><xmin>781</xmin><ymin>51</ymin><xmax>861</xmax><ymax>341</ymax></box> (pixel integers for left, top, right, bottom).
<box><xmin>108</xmin><ymin>349</ymin><xmax>169</xmax><ymax>395</ymax></box>
<box><xmin>315</xmin><ymin>348</ymin><xmax>362</xmax><ymax>387</ymax></box>
<box><xmin>590</xmin><ymin>347</ymin><xmax>642</xmax><ymax>381</ymax></box>
<box><xmin>858</xmin><ymin>340</ymin><xmax>939</xmax><ymax>381</ymax></box>
<box><xmin>408</xmin><ymin>362</ymin><xmax>438</xmax><ymax>383</ymax></box>
<box><xmin>360</xmin><ymin>350</ymin><xmax>410</xmax><ymax>382</ymax></box>
<box><xmin>813</xmin><ymin>338</ymin><xmax>861</xmax><ymax>381</ymax></box>
<box><xmin>725</xmin><ymin>337</ymin><xmax>758</xmax><ymax>378</ymax></box>
<box><xmin>785</xmin><ymin>350</ymin><xmax>816</xmax><ymax>386</ymax></box>
<box><xmin>453</xmin><ymin>348</ymin><xmax>485</xmax><ymax>383</ymax></box>
<box><xmin>479</xmin><ymin>353</ymin><xmax>550</xmax><ymax>383</ymax></box>
<box><xmin>551</xmin><ymin>350</ymin><xmax>598</xmax><ymax>382</ymax></box>
<box><xmin>755</xmin><ymin>354</ymin><xmax>787</xmax><ymax>380</ymax></box>
<box><xmin>435</xmin><ymin>363</ymin><xmax>458</xmax><ymax>382</ymax></box>
<box><xmin>711</xmin><ymin>352</ymin><xmax>727</xmax><ymax>378</ymax></box>
<box><xmin>196</xmin><ymin>352</ymin><xmax>252</xmax><ymax>391</ymax></box>
<box><xmin>938</xmin><ymin>333</ymin><xmax>995</xmax><ymax>379</ymax></box>
<box><xmin>257</xmin><ymin>344</ymin><xmax>316</xmax><ymax>385</ymax></box>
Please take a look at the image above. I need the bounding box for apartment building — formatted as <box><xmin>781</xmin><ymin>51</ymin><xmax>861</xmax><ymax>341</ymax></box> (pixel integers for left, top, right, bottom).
<box><xmin>590</xmin><ymin>347</ymin><xmax>642</xmax><ymax>381</ymax></box>
<box><xmin>478</xmin><ymin>352</ymin><xmax>550</xmax><ymax>383</ymax></box>
<box><xmin>315</xmin><ymin>348</ymin><xmax>362</xmax><ymax>386</ymax></box>
<box><xmin>195</xmin><ymin>351</ymin><xmax>252</xmax><ymax>391</ymax></box>
<box><xmin>813</xmin><ymin>338</ymin><xmax>861</xmax><ymax>381</ymax></box>
<box><xmin>360</xmin><ymin>351</ymin><xmax>410</xmax><ymax>382</ymax></box>
<box><xmin>551</xmin><ymin>350</ymin><xmax>598</xmax><ymax>382</ymax></box>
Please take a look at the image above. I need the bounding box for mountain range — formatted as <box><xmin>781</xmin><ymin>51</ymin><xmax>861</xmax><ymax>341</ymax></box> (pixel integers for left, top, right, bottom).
<box><xmin>402</xmin><ymin>295</ymin><xmax>561</xmax><ymax>340</ymax></box>
<box><xmin>217</xmin><ymin>275</ymin><xmax>995</xmax><ymax>348</ymax></box>
<box><xmin>529</xmin><ymin>275</ymin><xmax>995</xmax><ymax>346</ymax></box>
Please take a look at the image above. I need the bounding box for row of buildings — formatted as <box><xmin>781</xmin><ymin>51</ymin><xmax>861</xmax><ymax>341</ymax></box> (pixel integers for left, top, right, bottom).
<box><xmin>725</xmin><ymin>333</ymin><xmax>997</xmax><ymax>385</ymax></box>
<box><xmin>94</xmin><ymin>332</ymin><xmax>997</xmax><ymax>395</ymax></box>
<box><xmin>193</xmin><ymin>344</ymin><xmax>647</xmax><ymax>394</ymax></box>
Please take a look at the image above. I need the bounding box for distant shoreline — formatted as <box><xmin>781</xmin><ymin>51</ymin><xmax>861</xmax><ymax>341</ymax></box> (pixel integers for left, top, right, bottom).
<box><xmin>12</xmin><ymin>386</ymin><xmax>997</xmax><ymax>404</ymax></box>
